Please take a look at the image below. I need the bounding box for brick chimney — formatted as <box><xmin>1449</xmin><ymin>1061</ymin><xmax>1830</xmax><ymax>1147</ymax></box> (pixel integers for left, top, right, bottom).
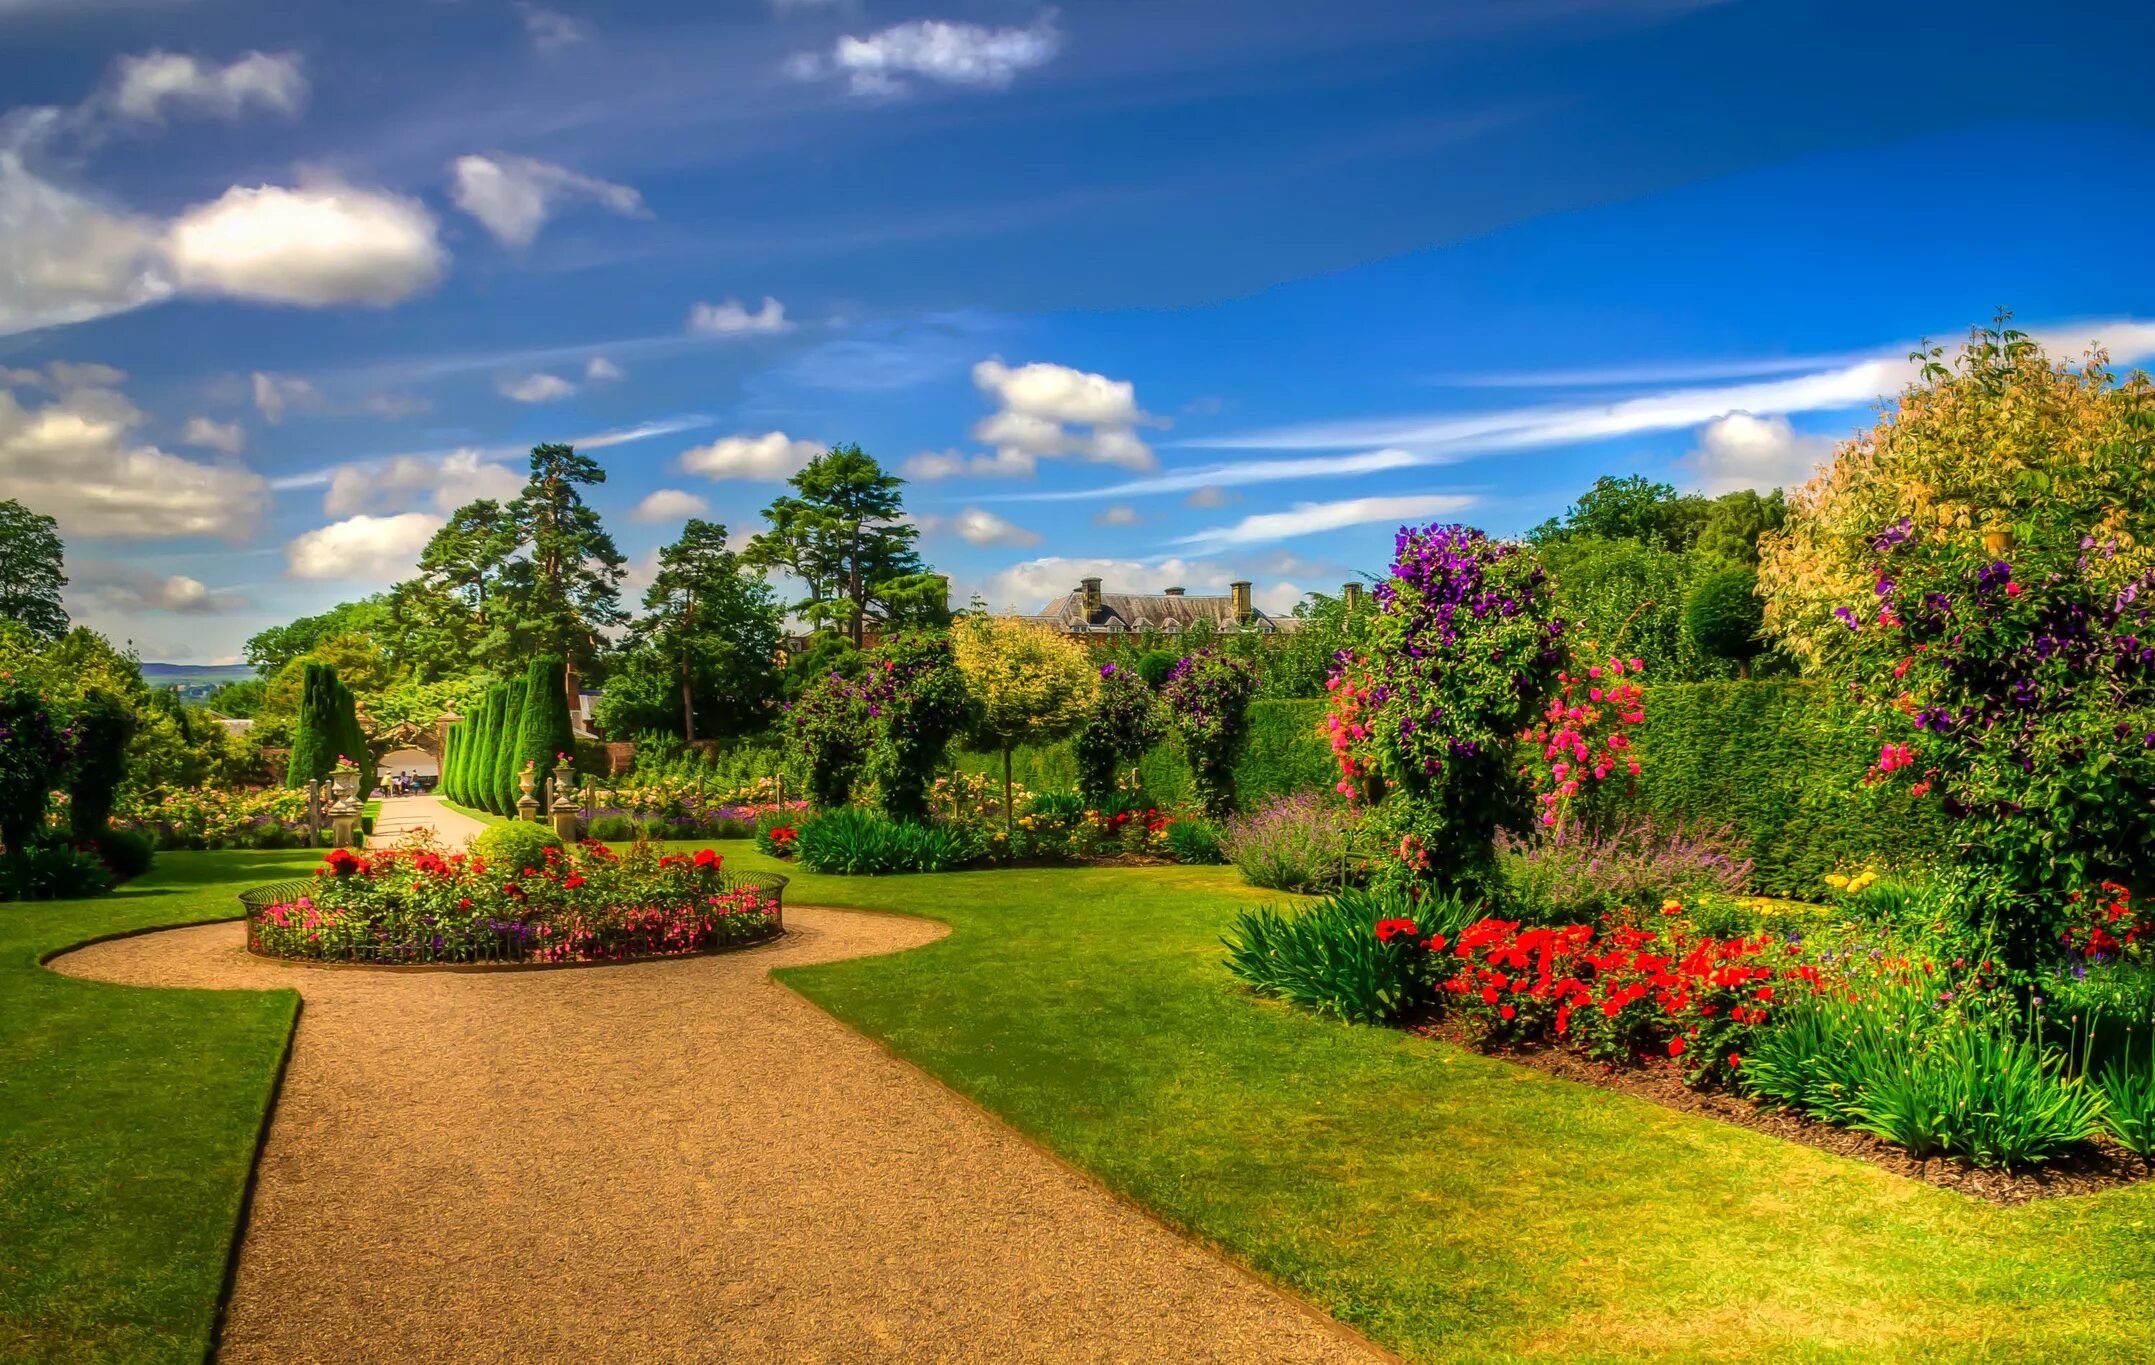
<box><xmin>1162</xmin><ymin>586</ymin><xmax>1184</xmax><ymax>596</ymax></box>
<box><xmin>1081</xmin><ymin>577</ymin><xmax>1103</xmax><ymax>619</ymax></box>
<box><xmin>1342</xmin><ymin>581</ymin><xmax>1363</xmax><ymax>610</ymax></box>
<box><xmin>1230</xmin><ymin>580</ymin><xmax>1253</xmax><ymax>622</ymax></box>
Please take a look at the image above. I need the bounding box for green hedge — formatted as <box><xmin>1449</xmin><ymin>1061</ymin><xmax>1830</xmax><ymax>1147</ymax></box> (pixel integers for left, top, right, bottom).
<box><xmin>1624</xmin><ymin>681</ymin><xmax>1951</xmax><ymax>899</ymax></box>
<box><xmin>957</xmin><ymin>699</ymin><xmax>1330</xmax><ymax>813</ymax></box>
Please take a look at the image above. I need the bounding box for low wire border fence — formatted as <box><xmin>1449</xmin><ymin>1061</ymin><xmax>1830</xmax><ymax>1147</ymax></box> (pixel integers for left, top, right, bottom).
<box><xmin>239</xmin><ymin>872</ymin><xmax>789</xmax><ymax>968</ymax></box>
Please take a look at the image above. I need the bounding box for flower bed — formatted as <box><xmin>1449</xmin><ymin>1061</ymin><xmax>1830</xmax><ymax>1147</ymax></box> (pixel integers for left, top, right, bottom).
<box><xmin>242</xmin><ymin>842</ymin><xmax>785</xmax><ymax>966</ymax></box>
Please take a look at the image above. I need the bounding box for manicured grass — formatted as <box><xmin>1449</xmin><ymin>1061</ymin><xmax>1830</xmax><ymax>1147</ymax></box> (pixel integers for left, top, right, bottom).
<box><xmin>0</xmin><ymin>850</ymin><xmax>316</xmax><ymax>1365</ymax></box>
<box><xmin>746</xmin><ymin>848</ymin><xmax>2155</xmax><ymax>1363</ymax></box>
<box><xmin>10</xmin><ymin>846</ymin><xmax>2155</xmax><ymax>1362</ymax></box>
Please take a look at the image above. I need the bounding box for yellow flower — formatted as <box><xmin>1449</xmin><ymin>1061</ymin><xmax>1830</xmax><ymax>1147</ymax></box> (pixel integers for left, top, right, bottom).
<box><xmin>1825</xmin><ymin>873</ymin><xmax>1849</xmax><ymax>889</ymax></box>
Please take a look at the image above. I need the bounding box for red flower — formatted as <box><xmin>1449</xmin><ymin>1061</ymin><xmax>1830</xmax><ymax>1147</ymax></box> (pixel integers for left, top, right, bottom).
<box><xmin>1499</xmin><ymin>1005</ymin><xmax>1515</xmax><ymax>1020</ymax></box>
<box><xmin>564</xmin><ymin>875</ymin><xmax>586</xmax><ymax>889</ymax></box>
<box><xmin>1373</xmin><ymin>917</ymin><xmax>1419</xmax><ymax>944</ymax></box>
<box><xmin>1667</xmin><ymin>1037</ymin><xmax>1686</xmax><ymax>1057</ymax></box>
<box><xmin>692</xmin><ymin>848</ymin><xmax>721</xmax><ymax>868</ymax></box>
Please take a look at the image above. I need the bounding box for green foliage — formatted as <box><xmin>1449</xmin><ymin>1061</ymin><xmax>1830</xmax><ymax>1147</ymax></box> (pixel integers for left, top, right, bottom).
<box><xmin>244</xmin><ymin>598</ymin><xmax>389</xmax><ymax>677</ymax></box>
<box><xmin>492</xmin><ymin>677</ymin><xmax>528</xmax><ymax>815</ymax></box>
<box><xmin>204</xmin><ymin>678</ymin><xmax>266</xmax><ymax>717</ymax></box>
<box><xmin>860</xmin><ymin>632</ymin><xmax>970</xmax><ymax>822</ymax></box>
<box><xmin>742</xmin><ymin>444</ymin><xmax>934</xmax><ymax>646</ymax></box>
<box><xmin>1164</xmin><ymin>816</ymin><xmax>1225</xmax><ymax>864</ymax></box>
<box><xmin>512</xmin><ymin>656</ymin><xmax>574</xmax><ymax>814</ymax></box>
<box><xmin>1683</xmin><ymin>565</ymin><xmax>1766</xmax><ymax>675</ymax></box>
<box><xmin>627</xmin><ymin>517</ymin><xmax>783</xmax><ymax>741</ymax></box>
<box><xmin>283</xmin><ymin>664</ymin><xmax>337</xmax><ymax>788</ymax></box>
<box><xmin>794</xmin><ymin>806</ymin><xmax>970</xmax><ymax>875</ymax></box>
<box><xmin>2096</xmin><ymin>1042</ymin><xmax>2155</xmax><ymax>1159</ymax></box>
<box><xmin>1625</xmin><ymin>681</ymin><xmax>1948</xmax><ymax>897</ymax></box>
<box><xmin>470</xmin><ymin>820</ymin><xmax>564</xmax><ymax>875</ymax></box>
<box><xmin>791</xmin><ymin>670</ymin><xmax>870</xmax><ymax>808</ymax></box>
<box><xmin>1263</xmin><ymin>590</ymin><xmax>1373</xmax><ymax>698</ymax></box>
<box><xmin>1545</xmin><ymin>535</ymin><xmax>1725</xmax><ymax>680</ymax></box>
<box><xmin>1073</xmin><ymin>661</ymin><xmax>1163</xmax><ymax>805</ymax></box>
<box><xmin>91</xmin><ymin>827</ymin><xmax>156</xmax><ymax>881</ymax></box>
<box><xmin>65</xmin><ymin>689</ymin><xmax>136</xmax><ymax>839</ymax></box>
<box><xmin>1534</xmin><ymin>474</ymin><xmax>1708</xmax><ymax>553</ymax></box>
<box><xmin>1219</xmin><ymin>792</ymin><xmax>1362</xmax><ymax>893</ymax></box>
<box><xmin>0</xmin><ymin>497</ymin><xmax>68</xmax><ymax>641</ymax></box>
<box><xmin>781</xmin><ymin>631</ymin><xmax>864</xmax><ymax>703</ymax></box>
<box><xmin>1694</xmin><ymin>489</ymin><xmax>1787</xmax><ymax>567</ymax></box>
<box><xmin>1161</xmin><ymin>648</ymin><xmax>1259</xmax><ymax>819</ymax></box>
<box><xmin>0</xmin><ymin>685</ymin><xmax>71</xmax><ymax>852</ymax></box>
<box><xmin>1134</xmin><ymin>650</ymin><xmax>1179</xmax><ymax>688</ymax></box>
<box><xmin>1223</xmin><ymin>886</ymin><xmax>1470</xmax><ymax>1024</ymax></box>
<box><xmin>503</xmin><ymin>444</ymin><xmax>629</xmax><ymax>675</ymax></box>
<box><xmin>0</xmin><ymin>840</ymin><xmax>115</xmax><ymax>901</ymax></box>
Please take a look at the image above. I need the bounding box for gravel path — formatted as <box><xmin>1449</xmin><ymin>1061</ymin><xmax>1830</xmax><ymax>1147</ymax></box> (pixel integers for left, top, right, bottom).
<box><xmin>366</xmin><ymin>793</ymin><xmax>492</xmax><ymax>850</ymax></box>
<box><xmin>52</xmin><ymin>909</ymin><xmax>1385</xmax><ymax>1364</ymax></box>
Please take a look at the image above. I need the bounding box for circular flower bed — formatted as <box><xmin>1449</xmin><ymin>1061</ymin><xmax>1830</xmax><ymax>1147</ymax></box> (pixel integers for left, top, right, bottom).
<box><xmin>242</xmin><ymin>841</ymin><xmax>786</xmax><ymax>967</ymax></box>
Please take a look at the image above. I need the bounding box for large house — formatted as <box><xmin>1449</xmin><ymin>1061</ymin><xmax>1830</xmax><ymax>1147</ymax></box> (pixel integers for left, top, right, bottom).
<box><xmin>1017</xmin><ymin>577</ymin><xmax>1357</xmax><ymax>638</ymax></box>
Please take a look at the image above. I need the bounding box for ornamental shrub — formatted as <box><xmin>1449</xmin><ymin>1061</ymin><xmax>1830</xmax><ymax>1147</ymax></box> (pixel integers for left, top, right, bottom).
<box><xmin>790</xmin><ymin>670</ymin><xmax>869</xmax><ymax>808</ymax></box>
<box><xmin>1074</xmin><ymin>662</ymin><xmax>1164</xmax><ymax>805</ymax></box>
<box><xmin>284</xmin><ymin>663</ymin><xmax>337</xmax><ymax>788</ymax></box>
<box><xmin>471</xmin><ymin>820</ymin><xmax>563</xmax><ymax>875</ymax></box>
<box><xmin>1161</xmin><ymin>648</ymin><xmax>1258</xmax><ymax>819</ymax></box>
<box><xmin>492</xmin><ymin>676</ymin><xmax>528</xmax><ymax>816</ymax></box>
<box><xmin>1684</xmin><ymin>565</ymin><xmax>1766</xmax><ymax>677</ymax></box>
<box><xmin>513</xmin><ymin>655</ymin><xmax>575</xmax><ymax>814</ymax></box>
<box><xmin>1223</xmin><ymin>886</ymin><xmax>1474</xmax><ymax>1024</ymax></box>
<box><xmin>954</xmin><ymin>616</ymin><xmax>1096</xmax><ymax>829</ymax></box>
<box><xmin>0</xmin><ymin>685</ymin><xmax>72</xmax><ymax>853</ymax></box>
<box><xmin>860</xmin><ymin>632</ymin><xmax>971</xmax><ymax>822</ymax></box>
<box><xmin>0</xmin><ymin>841</ymin><xmax>114</xmax><ymax>902</ymax></box>
<box><xmin>66</xmin><ymin>687</ymin><xmax>136</xmax><ymax>841</ymax></box>
<box><xmin>1219</xmin><ymin>791</ymin><xmax>1363</xmax><ymax>893</ymax></box>
<box><xmin>1135</xmin><ymin>650</ymin><xmax>1179</xmax><ymax>688</ymax></box>
<box><xmin>795</xmin><ymin>806</ymin><xmax>970</xmax><ymax>875</ymax></box>
<box><xmin>1325</xmin><ymin>524</ymin><xmax>1565</xmax><ymax>898</ymax></box>
<box><xmin>1494</xmin><ymin>817</ymin><xmax>1753</xmax><ymax>924</ymax></box>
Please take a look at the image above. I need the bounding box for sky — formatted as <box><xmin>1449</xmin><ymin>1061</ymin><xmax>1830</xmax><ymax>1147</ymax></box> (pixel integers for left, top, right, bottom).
<box><xmin>2</xmin><ymin>0</ymin><xmax>2153</xmax><ymax>663</ymax></box>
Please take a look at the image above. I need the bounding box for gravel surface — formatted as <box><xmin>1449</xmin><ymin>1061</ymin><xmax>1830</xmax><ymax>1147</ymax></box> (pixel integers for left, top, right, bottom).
<box><xmin>366</xmin><ymin>794</ymin><xmax>492</xmax><ymax>850</ymax></box>
<box><xmin>53</xmin><ymin>908</ymin><xmax>1386</xmax><ymax>1364</ymax></box>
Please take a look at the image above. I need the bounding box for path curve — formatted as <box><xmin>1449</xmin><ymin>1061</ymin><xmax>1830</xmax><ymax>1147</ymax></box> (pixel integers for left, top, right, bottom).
<box><xmin>51</xmin><ymin>908</ymin><xmax>1384</xmax><ymax>1364</ymax></box>
<box><xmin>367</xmin><ymin>792</ymin><xmax>492</xmax><ymax>850</ymax></box>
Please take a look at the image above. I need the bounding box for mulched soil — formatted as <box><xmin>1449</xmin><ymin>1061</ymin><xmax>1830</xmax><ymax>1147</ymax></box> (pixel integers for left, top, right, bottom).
<box><xmin>1414</xmin><ymin>1018</ymin><xmax>2152</xmax><ymax>1204</ymax></box>
<box><xmin>53</xmin><ymin>909</ymin><xmax>1387</xmax><ymax>1365</ymax></box>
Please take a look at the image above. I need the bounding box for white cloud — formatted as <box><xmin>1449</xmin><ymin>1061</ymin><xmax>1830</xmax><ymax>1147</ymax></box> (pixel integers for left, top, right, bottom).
<box><xmin>628</xmin><ymin>487</ymin><xmax>710</xmax><ymax>523</ymax></box>
<box><xmin>943</xmin><ymin>358</ymin><xmax>1158</xmax><ymax>478</ymax></box>
<box><xmin>164</xmin><ymin>179</ymin><xmax>446</xmax><ymax>307</ymax></box>
<box><xmin>0</xmin><ymin>150</ymin><xmax>170</xmax><ymax>335</ymax></box>
<box><xmin>449</xmin><ymin>153</ymin><xmax>645</xmax><ymax>248</ymax></box>
<box><xmin>796</xmin><ymin>13</ymin><xmax>1062</xmax><ymax>96</ymax></box>
<box><xmin>948</xmin><ymin>506</ymin><xmax>1040</xmax><ymax>547</ymax></box>
<box><xmin>1176</xmin><ymin>494</ymin><xmax>1478</xmax><ymax>551</ymax></box>
<box><xmin>517</xmin><ymin>2</ymin><xmax>588</xmax><ymax>51</ymax></box>
<box><xmin>1183</xmin><ymin>485</ymin><xmax>1235</xmax><ymax>508</ymax></box>
<box><xmin>584</xmin><ymin>355</ymin><xmax>623</xmax><ymax>382</ymax></box>
<box><xmin>285</xmin><ymin>511</ymin><xmax>443</xmax><ymax>581</ymax></box>
<box><xmin>68</xmin><ymin>560</ymin><xmax>246</xmax><ymax>614</ymax></box>
<box><xmin>181</xmin><ymin>415</ymin><xmax>244</xmax><ymax>453</ymax></box>
<box><xmin>1091</xmin><ymin>503</ymin><xmax>1140</xmax><ymax>526</ymax></box>
<box><xmin>251</xmin><ymin>371</ymin><xmax>319</xmax><ymax>423</ymax></box>
<box><xmin>323</xmin><ymin>448</ymin><xmax>522</xmax><ymax>518</ymax></box>
<box><xmin>1676</xmin><ymin>412</ymin><xmax>1838</xmax><ymax>494</ymax></box>
<box><xmin>679</xmin><ymin>430</ymin><xmax>821</xmax><ymax>480</ymax></box>
<box><xmin>106</xmin><ymin>50</ymin><xmax>306</xmax><ymax>122</ymax></box>
<box><xmin>0</xmin><ymin>369</ymin><xmax>267</xmax><ymax>539</ymax></box>
<box><xmin>687</xmin><ymin>296</ymin><xmax>788</xmax><ymax>335</ymax></box>
<box><xmin>496</xmin><ymin>371</ymin><xmax>576</xmax><ymax>402</ymax></box>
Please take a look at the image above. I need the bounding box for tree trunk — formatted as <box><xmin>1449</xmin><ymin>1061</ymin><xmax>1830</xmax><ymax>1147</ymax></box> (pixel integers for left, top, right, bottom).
<box><xmin>680</xmin><ymin>650</ymin><xmax>697</xmax><ymax>745</ymax></box>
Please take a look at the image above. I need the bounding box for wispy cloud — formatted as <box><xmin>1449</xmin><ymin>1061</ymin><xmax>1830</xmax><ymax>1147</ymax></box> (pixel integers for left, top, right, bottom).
<box><xmin>1176</xmin><ymin>494</ymin><xmax>1478</xmax><ymax>550</ymax></box>
<box><xmin>999</xmin><ymin>448</ymin><xmax>1425</xmax><ymax>502</ymax></box>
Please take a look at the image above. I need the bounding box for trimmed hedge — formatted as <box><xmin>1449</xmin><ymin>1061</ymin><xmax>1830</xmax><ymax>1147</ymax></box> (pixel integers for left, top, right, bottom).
<box><xmin>1623</xmin><ymin>681</ymin><xmax>1950</xmax><ymax>899</ymax></box>
<box><xmin>957</xmin><ymin>699</ymin><xmax>1330</xmax><ymax>813</ymax></box>
<box><xmin>492</xmin><ymin>676</ymin><xmax>528</xmax><ymax>816</ymax></box>
<box><xmin>513</xmin><ymin>656</ymin><xmax>575</xmax><ymax>814</ymax></box>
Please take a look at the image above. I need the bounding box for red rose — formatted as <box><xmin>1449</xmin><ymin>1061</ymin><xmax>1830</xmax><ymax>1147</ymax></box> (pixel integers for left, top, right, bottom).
<box><xmin>1667</xmin><ymin>1037</ymin><xmax>1687</xmax><ymax>1057</ymax></box>
<box><xmin>692</xmin><ymin>848</ymin><xmax>720</xmax><ymax>868</ymax></box>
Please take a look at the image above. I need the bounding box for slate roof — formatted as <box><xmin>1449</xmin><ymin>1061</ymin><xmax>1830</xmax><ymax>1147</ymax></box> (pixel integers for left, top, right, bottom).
<box><xmin>1018</xmin><ymin>585</ymin><xmax>1298</xmax><ymax>634</ymax></box>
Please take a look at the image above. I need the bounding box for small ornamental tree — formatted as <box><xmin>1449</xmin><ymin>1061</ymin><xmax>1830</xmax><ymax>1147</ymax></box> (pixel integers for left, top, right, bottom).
<box><xmin>1074</xmin><ymin>662</ymin><xmax>1164</xmax><ymax>806</ymax></box>
<box><xmin>66</xmin><ymin>688</ymin><xmax>136</xmax><ymax>841</ymax></box>
<box><xmin>0</xmin><ymin>683</ymin><xmax>72</xmax><ymax>853</ymax></box>
<box><xmin>1326</xmin><ymin>524</ymin><xmax>1565</xmax><ymax>897</ymax></box>
<box><xmin>1161</xmin><ymin>648</ymin><xmax>1258</xmax><ymax>820</ymax></box>
<box><xmin>789</xmin><ymin>671</ymin><xmax>869</xmax><ymax>808</ymax></box>
<box><xmin>492</xmin><ymin>677</ymin><xmax>528</xmax><ymax>815</ymax></box>
<box><xmin>953</xmin><ymin>616</ymin><xmax>1097</xmax><ymax>830</ymax></box>
<box><xmin>285</xmin><ymin>663</ymin><xmax>336</xmax><ymax>788</ymax></box>
<box><xmin>1684</xmin><ymin>565</ymin><xmax>1766</xmax><ymax>677</ymax></box>
<box><xmin>861</xmin><ymin>631</ymin><xmax>971</xmax><ymax>822</ymax></box>
<box><xmin>513</xmin><ymin>655</ymin><xmax>575</xmax><ymax>814</ymax></box>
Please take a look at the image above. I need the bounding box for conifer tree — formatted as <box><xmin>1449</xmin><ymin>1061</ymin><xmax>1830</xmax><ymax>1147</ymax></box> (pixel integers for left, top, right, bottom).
<box><xmin>513</xmin><ymin>655</ymin><xmax>574</xmax><ymax>814</ymax></box>
<box><xmin>492</xmin><ymin>676</ymin><xmax>529</xmax><ymax>815</ymax></box>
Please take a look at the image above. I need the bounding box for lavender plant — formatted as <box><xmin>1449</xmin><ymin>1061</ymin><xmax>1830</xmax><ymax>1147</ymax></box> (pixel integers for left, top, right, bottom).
<box><xmin>1495</xmin><ymin>817</ymin><xmax>1754</xmax><ymax>924</ymax></box>
<box><xmin>1219</xmin><ymin>792</ymin><xmax>1363</xmax><ymax>893</ymax></box>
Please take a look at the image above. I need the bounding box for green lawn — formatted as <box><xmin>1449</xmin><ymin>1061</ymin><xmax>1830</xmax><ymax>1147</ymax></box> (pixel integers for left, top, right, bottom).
<box><xmin>9</xmin><ymin>846</ymin><xmax>2155</xmax><ymax>1362</ymax></box>
<box><xmin>0</xmin><ymin>849</ymin><xmax>317</xmax><ymax>1365</ymax></box>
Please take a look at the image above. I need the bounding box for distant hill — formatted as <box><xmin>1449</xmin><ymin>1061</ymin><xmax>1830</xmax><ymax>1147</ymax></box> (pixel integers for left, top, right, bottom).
<box><xmin>139</xmin><ymin>663</ymin><xmax>257</xmax><ymax>686</ymax></box>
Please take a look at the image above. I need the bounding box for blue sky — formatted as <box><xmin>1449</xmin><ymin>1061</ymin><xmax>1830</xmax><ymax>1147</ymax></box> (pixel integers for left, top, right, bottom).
<box><xmin>2</xmin><ymin>0</ymin><xmax>2152</xmax><ymax>661</ymax></box>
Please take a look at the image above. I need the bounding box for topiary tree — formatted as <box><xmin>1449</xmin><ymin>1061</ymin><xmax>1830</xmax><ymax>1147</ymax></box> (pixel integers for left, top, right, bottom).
<box><xmin>329</xmin><ymin>673</ymin><xmax>373</xmax><ymax>797</ymax></box>
<box><xmin>284</xmin><ymin>663</ymin><xmax>337</xmax><ymax>788</ymax></box>
<box><xmin>953</xmin><ymin>616</ymin><xmax>1096</xmax><ymax>831</ymax></box>
<box><xmin>789</xmin><ymin>671</ymin><xmax>868</xmax><ymax>808</ymax></box>
<box><xmin>66</xmin><ymin>688</ymin><xmax>135</xmax><ymax>842</ymax></box>
<box><xmin>1074</xmin><ymin>661</ymin><xmax>1163</xmax><ymax>806</ymax></box>
<box><xmin>861</xmin><ymin>631</ymin><xmax>971</xmax><ymax>822</ymax></box>
<box><xmin>466</xmin><ymin>687</ymin><xmax>503</xmax><ymax>810</ymax></box>
<box><xmin>1134</xmin><ymin>650</ymin><xmax>1179</xmax><ymax>689</ymax></box>
<box><xmin>513</xmin><ymin>655</ymin><xmax>575</xmax><ymax>814</ymax></box>
<box><xmin>441</xmin><ymin>721</ymin><xmax>465</xmax><ymax>804</ymax></box>
<box><xmin>1161</xmin><ymin>648</ymin><xmax>1258</xmax><ymax>820</ymax></box>
<box><xmin>0</xmin><ymin>684</ymin><xmax>72</xmax><ymax>854</ymax></box>
<box><xmin>1326</xmin><ymin>524</ymin><xmax>1565</xmax><ymax>898</ymax></box>
<box><xmin>492</xmin><ymin>676</ymin><xmax>529</xmax><ymax>816</ymax></box>
<box><xmin>1684</xmin><ymin>565</ymin><xmax>1765</xmax><ymax>678</ymax></box>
